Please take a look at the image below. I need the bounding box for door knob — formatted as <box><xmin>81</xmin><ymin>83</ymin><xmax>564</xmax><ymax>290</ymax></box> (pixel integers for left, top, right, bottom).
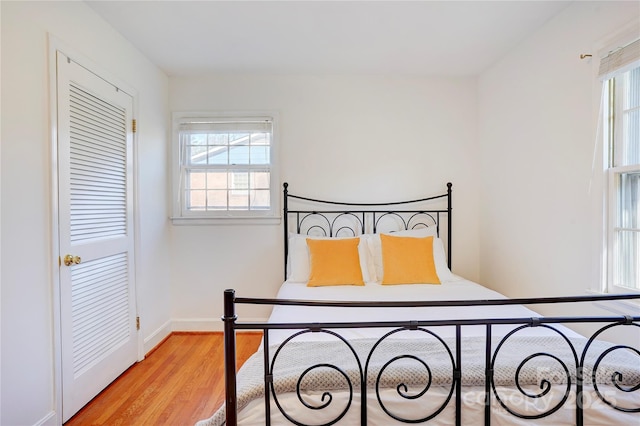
<box><xmin>63</xmin><ymin>254</ymin><xmax>81</xmax><ymax>266</ymax></box>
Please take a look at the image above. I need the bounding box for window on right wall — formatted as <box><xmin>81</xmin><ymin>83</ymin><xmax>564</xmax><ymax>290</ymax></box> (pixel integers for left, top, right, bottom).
<box><xmin>601</xmin><ymin>38</ymin><xmax>640</xmax><ymax>293</ymax></box>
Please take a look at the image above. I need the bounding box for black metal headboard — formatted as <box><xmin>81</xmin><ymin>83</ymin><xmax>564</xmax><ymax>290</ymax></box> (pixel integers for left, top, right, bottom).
<box><xmin>283</xmin><ymin>182</ymin><xmax>452</xmax><ymax>280</ymax></box>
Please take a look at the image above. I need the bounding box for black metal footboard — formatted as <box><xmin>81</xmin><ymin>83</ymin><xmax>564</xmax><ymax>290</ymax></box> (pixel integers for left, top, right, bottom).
<box><xmin>223</xmin><ymin>290</ymin><xmax>640</xmax><ymax>425</ymax></box>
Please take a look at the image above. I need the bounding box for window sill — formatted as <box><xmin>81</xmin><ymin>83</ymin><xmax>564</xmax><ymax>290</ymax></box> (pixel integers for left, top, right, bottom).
<box><xmin>585</xmin><ymin>289</ymin><xmax>640</xmax><ymax>315</ymax></box>
<box><xmin>170</xmin><ymin>216</ymin><xmax>281</xmax><ymax>226</ymax></box>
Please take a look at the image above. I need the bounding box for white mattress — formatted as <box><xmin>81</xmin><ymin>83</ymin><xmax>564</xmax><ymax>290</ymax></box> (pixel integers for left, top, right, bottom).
<box><xmin>197</xmin><ymin>280</ymin><xmax>640</xmax><ymax>425</ymax></box>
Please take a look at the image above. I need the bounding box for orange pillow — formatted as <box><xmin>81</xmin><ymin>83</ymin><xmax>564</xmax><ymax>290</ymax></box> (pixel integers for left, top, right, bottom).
<box><xmin>380</xmin><ymin>234</ymin><xmax>440</xmax><ymax>285</ymax></box>
<box><xmin>306</xmin><ymin>238</ymin><xmax>365</xmax><ymax>286</ymax></box>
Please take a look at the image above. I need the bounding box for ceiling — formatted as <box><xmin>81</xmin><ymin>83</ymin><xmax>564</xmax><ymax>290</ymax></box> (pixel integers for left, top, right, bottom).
<box><xmin>86</xmin><ymin>0</ymin><xmax>572</xmax><ymax>77</ymax></box>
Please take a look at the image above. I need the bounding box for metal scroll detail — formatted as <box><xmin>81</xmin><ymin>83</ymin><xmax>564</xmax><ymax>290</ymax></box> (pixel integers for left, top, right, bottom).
<box><xmin>296</xmin><ymin>211</ymin><xmax>439</xmax><ymax>238</ymax></box>
<box><xmin>490</xmin><ymin>324</ymin><xmax>578</xmax><ymax>420</ymax></box>
<box><xmin>374</xmin><ymin>212</ymin><xmax>438</xmax><ymax>234</ymax></box>
<box><xmin>490</xmin><ymin>320</ymin><xmax>640</xmax><ymax>420</ymax></box>
<box><xmin>269</xmin><ymin>329</ymin><xmax>362</xmax><ymax>426</ymax></box>
<box><xmin>366</xmin><ymin>328</ymin><xmax>456</xmax><ymax>423</ymax></box>
<box><xmin>583</xmin><ymin>321</ymin><xmax>640</xmax><ymax>413</ymax></box>
<box><xmin>298</xmin><ymin>212</ymin><xmax>364</xmax><ymax>237</ymax></box>
<box><xmin>267</xmin><ymin>323</ymin><xmax>640</xmax><ymax>424</ymax></box>
<box><xmin>268</xmin><ymin>327</ymin><xmax>457</xmax><ymax>425</ymax></box>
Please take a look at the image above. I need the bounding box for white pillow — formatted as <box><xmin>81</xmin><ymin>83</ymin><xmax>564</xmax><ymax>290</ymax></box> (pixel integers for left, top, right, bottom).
<box><xmin>287</xmin><ymin>233</ymin><xmax>374</xmax><ymax>283</ymax></box>
<box><xmin>431</xmin><ymin>237</ymin><xmax>457</xmax><ymax>282</ymax></box>
<box><xmin>367</xmin><ymin>227</ymin><xmax>456</xmax><ymax>283</ymax></box>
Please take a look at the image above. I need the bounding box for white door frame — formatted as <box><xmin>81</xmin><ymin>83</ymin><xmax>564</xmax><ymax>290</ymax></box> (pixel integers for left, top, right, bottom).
<box><xmin>48</xmin><ymin>34</ymin><xmax>143</xmax><ymax>424</ymax></box>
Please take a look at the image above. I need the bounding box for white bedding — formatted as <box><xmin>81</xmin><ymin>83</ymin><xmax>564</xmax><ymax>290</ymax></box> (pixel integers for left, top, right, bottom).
<box><xmin>267</xmin><ymin>279</ymin><xmax>582</xmax><ymax>343</ymax></box>
<box><xmin>197</xmin><ymin>279</ymin><xmax>640</xmax><ymax>425</ymax></box>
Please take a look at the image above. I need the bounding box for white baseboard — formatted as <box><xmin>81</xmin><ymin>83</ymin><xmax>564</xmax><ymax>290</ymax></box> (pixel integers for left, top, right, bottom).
<box><xmin>33</xmin><ymin>411</ymin><xmax>56</xmax><ymax>426</ymax></box>
<box><xmin>171</xmin><ymin>318</ymin><xmax>222</xmax><ymax>332</ymax></box>
<box><xmin>141</xmin><ymin>318</ymin><xmax>267</xmax><ymax>356</ymax></box>
<box><xmin>143</xmin><ymin>319</ymin><xmax>172</xmax><ymax>354</ymax></box>
<box><xmin>171</xmin><ymin>317</ymin><xmax>268</xmax><ymax>332</ymax></box>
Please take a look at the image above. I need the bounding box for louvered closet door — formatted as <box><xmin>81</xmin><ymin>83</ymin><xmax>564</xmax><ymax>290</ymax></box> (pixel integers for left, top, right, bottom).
<box><xmin>56</xmin><ymin>51</ymin><xmax>137</xmax><ymax>422</ymax></box>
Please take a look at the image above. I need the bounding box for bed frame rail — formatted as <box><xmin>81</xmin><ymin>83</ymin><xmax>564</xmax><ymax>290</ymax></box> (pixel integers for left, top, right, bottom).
<box><xmin>223</xmin><ymin>290</ymin><xmax>640</xmax><ymax>426</ymax></box>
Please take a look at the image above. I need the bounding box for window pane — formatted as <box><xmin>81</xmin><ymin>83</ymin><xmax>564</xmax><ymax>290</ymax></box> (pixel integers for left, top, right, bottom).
<box><xmin>614</xmin><ymin>171</ymin><xmax>639</xmax><ymax>290</ymax></box>
<box><xmin>229</xmin><ymin>146</ymin><xmax>250</xmax><ymax>164</ymax></box>
<box><xmin>250</xmin><ymin>190</ymin><xmax>270</xmax><ymax>210</ymax></box>
<box><xmin>184</xmin><ymin>170</ymin><xmax>272</xmax><ymax>212</ymax></box>
<box><xmin>614</xmin><ymin>230</ymin><xmax>639</xmax><ymax>289</ymax></box>
<box><xmin>189</xmin><ymin>134</ymin><xmax>206</xmax><ymax>145</ymax></box>
<box><xmin>623</xmin><ymin>109</ymin><xmax>639</xmax><ymax>166</ymax></box>
<box><xmin>251</xmin><ymin>171</ymin><xmax>270</xmax><ymax>189</ymax></box>
<box><xmin>208</xmin><ymin>146</ymin><xmax>229</xmax><ymax>165</ymax></box>
<box><xmin>619</xmin><ymin>67</ymin><xmax>640</xmax><ymax>166</ymax></box>
<box><xmin>229</xmin><ymin>132</ymin><xmax>250</xmax><ymax>144</ymax></box>
<box><xmin>229</xmin><ymin>191</ymin><xmax>249</xmax><ymax>209</ymax></box>
<box><xmin>231</xmin><ymin>171</ymin><xmax>249</xmax><ymax>190</ymax></box>
<box><xmin>251</xmin><ymin>132</ymin><xmax>270</xmax><ymax>145</ymax></box>
<box><xmin>206</xmin><ymin>171</ymin><xmax>227</xmax><ymax>189</ymax></box>
<box><xmin>624</xmin><ymin>67</ymin><xmax>640</xmax><ymax>110</ymax></box>
<box><xmin>187</xmin><ymin>146</ymin><xmax>208</xmax><ymax>165</ymax></box>
<box><xmin>188</xmin><ymin>171</ymin><xmax>206</xmax><ymax>189</ymax></box>
<box><xmin>187</xmin><ymin>189</ymin><xmax>206</xmax><ymax>211</ymax></box>
<box><xmin>206</xmin><ymin>190</ymin><xmax>227</xmax><ymax>210</ymax></box>
<box><xmin>249</xmin><ymin>146</ymin><xmax>270</xmax><ymax>164</ymax></box>
<box><xmin>617</xmin><ymin>172</ymin><xmax>640</xmax><ymax>229</ymax></box>
<box><xmin>208</xmin><ymin>133</ymin><xmax>228</xmax><ymax>145</ymax></box>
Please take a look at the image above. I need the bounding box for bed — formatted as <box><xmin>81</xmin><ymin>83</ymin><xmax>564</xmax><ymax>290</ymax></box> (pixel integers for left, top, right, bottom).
<box><xmin>197</xmin><ymin>182</ymin><xmax>640</xmax><ymax>426</ymax></box>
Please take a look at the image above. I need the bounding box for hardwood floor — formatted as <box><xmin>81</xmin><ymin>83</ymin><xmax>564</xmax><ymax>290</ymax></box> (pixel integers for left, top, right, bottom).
<box><xmin>65</xmin><ymin>332</ymin><xmax>262</xmax><ymax>426</ymax></box>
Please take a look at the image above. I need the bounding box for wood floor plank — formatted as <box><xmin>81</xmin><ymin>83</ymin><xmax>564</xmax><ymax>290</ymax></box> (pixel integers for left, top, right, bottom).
<box><xmin>64</xmin><ymin>332</ymin><xmax>262</xmax><ymax>426</ymax></box>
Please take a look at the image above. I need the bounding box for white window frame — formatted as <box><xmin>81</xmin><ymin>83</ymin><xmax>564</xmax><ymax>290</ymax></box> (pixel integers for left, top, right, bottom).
<box><xmin>171</xmin><ymin>111</ymin><xmax>280</xmax><ymax>225</ymax></box>
<box><xmin>600</xmin><ymin>36</ymin><xmax>640</xmax><ymax>294</ymax></box>
<box><xmin>607</xmin><ymin>166</ymin><xmax>640</xmax><ymax>294</ymax></box>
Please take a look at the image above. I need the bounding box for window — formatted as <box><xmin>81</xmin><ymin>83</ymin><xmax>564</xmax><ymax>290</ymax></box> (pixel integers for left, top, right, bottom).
<box><xmin>172</xmin><ymin>112</ymin><xmax>279</xmax><ymax>224</ymax></box>
<box><xmin>602</xmin><ymin>39</ymin><xmax>640</xmax><ymax>292</ymax></box>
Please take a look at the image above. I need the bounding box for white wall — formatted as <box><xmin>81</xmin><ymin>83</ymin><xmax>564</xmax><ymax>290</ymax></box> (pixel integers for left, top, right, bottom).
<box><xmin>169</xmin><ymin>74</ymin><xmax>480</xmax><ymax>324</ymax></box>
<box><xmin>0</xmin><ymin>2</ymin><xmax>171</xmax><ymax>425</ymax></box>
<box><xmin>478</xmin><ymin>1</ymin><xmax>640</xmax><ymax>335</ymax></box>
